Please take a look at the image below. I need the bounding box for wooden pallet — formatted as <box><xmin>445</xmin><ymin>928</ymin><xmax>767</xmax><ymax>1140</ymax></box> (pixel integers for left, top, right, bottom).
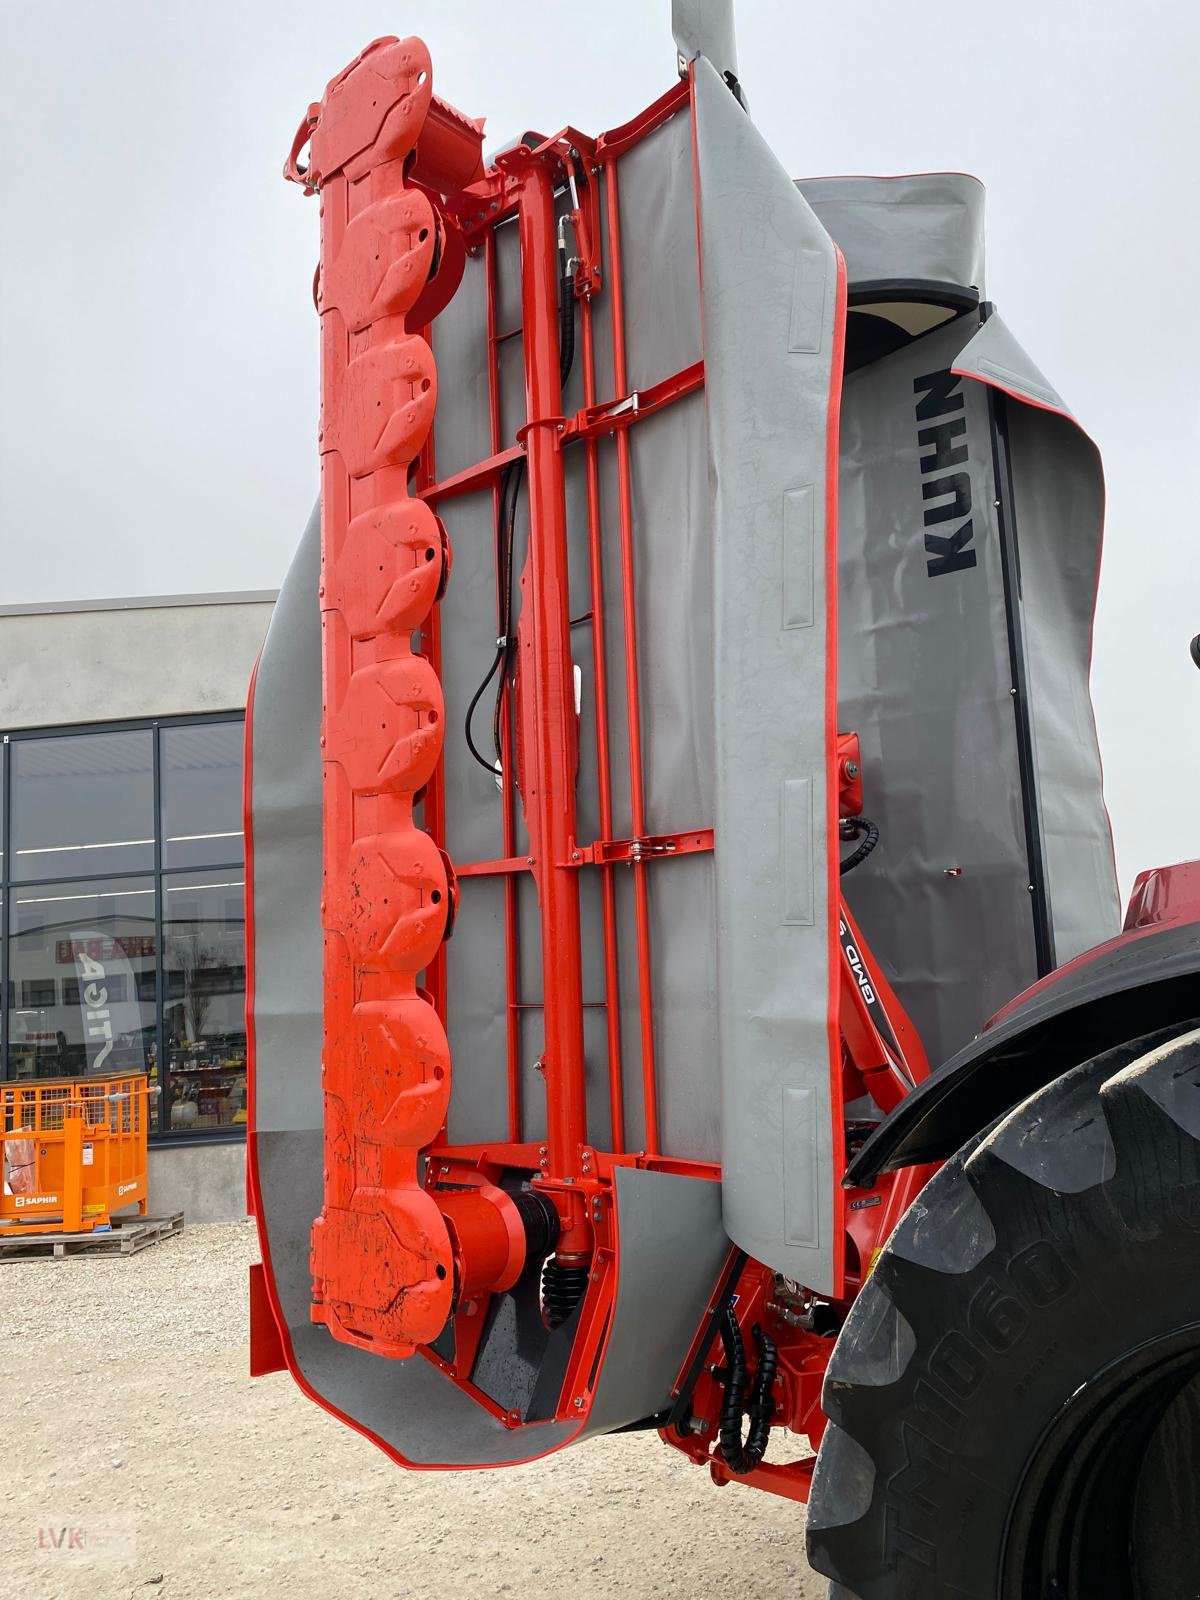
<box><xmin>0</xmin><ymin>1211</ymin><xmax>184</xmax><ymax>1260</ymax></box>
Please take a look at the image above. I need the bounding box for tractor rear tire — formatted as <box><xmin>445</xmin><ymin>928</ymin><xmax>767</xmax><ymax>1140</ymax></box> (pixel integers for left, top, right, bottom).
<box><xmin>806</xmin><ymin>1025</ymin><xmax>1200</xmax><ymax>1598</ymax></box>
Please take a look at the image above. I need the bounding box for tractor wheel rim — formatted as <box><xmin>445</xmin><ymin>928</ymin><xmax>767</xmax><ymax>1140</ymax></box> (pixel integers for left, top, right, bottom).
<box><xmin>1001</xmin><ymin>1320</ymin><xmax>1200</xmax><ymax>1599</ymax></box>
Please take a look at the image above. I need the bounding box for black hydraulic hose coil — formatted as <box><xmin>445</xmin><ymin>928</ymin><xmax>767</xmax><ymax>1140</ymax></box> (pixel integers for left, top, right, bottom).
<box><xmin>717</xmin><ymin>1309</ymin><xmax>779</xmax><ymax>1475</ymax></box>
<box><xmin>839</xmin><ymin>815</ymin><xmax>879</xmax><ymax>876</ymax></box>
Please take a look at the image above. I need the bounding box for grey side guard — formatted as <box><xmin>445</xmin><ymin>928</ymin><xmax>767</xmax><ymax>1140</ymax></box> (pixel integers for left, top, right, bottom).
<box><xmin>952</xmin><ymin>313</ymin><xmax>1119</xmax><ymax>967</ymax></box>
<box><xmin>694</xmin><ymin>58</ymin><xmax>844</xmax><ymax>1293</ymax></box>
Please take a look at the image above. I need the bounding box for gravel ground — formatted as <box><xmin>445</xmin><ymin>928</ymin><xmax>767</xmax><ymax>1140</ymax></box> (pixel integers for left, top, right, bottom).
<box><xmin>0</xmin><ymin>1221</ymin><xmax>823</xmax><ymax>1599</ymax></box>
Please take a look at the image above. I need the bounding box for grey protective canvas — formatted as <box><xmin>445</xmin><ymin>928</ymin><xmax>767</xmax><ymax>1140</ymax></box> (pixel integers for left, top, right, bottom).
<box><xmin>799</xmin><ymin>175</ymin><xmax>985</xmax><ymax>298</ymax></box>
<box><xmin>834</xmin><ymin>287</ymin><xmax>1116</xmax><ymax>1065</ymax></box>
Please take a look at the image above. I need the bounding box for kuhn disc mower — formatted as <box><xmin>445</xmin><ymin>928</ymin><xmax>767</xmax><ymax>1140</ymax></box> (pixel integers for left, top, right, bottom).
<box><xmin>245</xmin><ymin>3</ymin><xmax>1200</xmax><ymax>1593</ymax></box>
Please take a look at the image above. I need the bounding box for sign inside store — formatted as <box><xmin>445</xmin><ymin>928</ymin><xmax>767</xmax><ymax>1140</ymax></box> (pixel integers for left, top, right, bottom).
<box><xmin>56</xmin><ymin>936</ymin><xmax>155</xmax><ymax>964</ymax></box>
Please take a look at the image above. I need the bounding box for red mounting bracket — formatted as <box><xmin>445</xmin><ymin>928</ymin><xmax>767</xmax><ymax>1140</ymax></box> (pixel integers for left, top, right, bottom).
<box><xmin>568</xmin><ymin>828</ymin><xmax>714</xmax><ymax>867</ymax></box>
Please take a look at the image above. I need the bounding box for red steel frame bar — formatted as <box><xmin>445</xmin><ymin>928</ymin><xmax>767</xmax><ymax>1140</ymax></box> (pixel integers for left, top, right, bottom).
<box><xmin>602</xmin><ymin>155</ymin><xmax>661</xmax><ymax>1156</ymax></box>
<box><xmin>512</xmin><ymin>155</ymin><xmax>590</xmax><ymax>1185</ymax></box>
<box><xmin>484</xmin><ymin>226</ymin><xmax>524</xmax><ymax>1145</ymax></box>
<box><xmin>455</xmin><ymin>855</ymin><xmax>531</xmax><ymax>877</ymax></box>
<box><xmin>423</xmin><ymin>443</ymin><xmax>524</xmax><ymax>505</ymax></box>
<box><xmin>577</xmin><ymin>194</ymin><xmax>627</xmax><ymax>1156</ymax></box>
<box><xmin>415</xmin><ymin>373</ymin><xmax>448</xmax><ymax>1035</ymax></box>
<box><xmin>411</xmin><ymin>424</ymin><xmax>453</xmax><ymax>1157</ymax></box>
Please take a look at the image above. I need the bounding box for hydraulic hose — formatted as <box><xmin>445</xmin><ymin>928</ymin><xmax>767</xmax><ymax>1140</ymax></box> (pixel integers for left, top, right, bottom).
<box><xmin>464</xmin><ymin>643</ymin><xmax>505</xmax><ymax>774</ymax></box>
<box><xmin>464</xmin><ymin>208</ymin><xmax>576</xmax><ymax>778</ymax></box>
<box><xmin>839</xmin><ymin>815</ymin><xmax>879</xmax><ymax>876</ymax></box>
<box><xmin>464</xmin><ymin>460</ymin><xmax>522</xmax><ymax>775</ymax></box>
<box><xmin>490</xmin><ymin>460</ymin><xmax>523</xmax><ymax>765</ymax></box>
<box><xmin>557</xmin><ymin>248</ymin><xmax>576</xmax><ymax>386</ymax></box>
<box><xmin>717</xmin><ymin>1309</ymin><xmax>779</xmax><ymax>1475</ymax></box>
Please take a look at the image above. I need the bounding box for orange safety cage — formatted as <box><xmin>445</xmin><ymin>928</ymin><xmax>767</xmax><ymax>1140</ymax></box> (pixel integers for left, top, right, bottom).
<box><xmin>0</xmin><ymin>1072</ymin><xmax>153</xmax><ymax>1235</ymax></box>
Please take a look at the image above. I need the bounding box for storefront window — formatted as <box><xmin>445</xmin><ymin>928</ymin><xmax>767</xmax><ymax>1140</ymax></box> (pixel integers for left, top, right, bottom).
<box><xmin>161</xmin><ymin>722</ymin><xmax>245</xmax><ymax>871</ymax></box>
<box><xmin>6</xmin><ymin>877</ymin><xmax>157</xmax><ymax>1081</ymax></box>
<box><xmin>10</xmin><ymin>731</ymin><xmax>154</xmax><ymax>881</ymax></box>
<box><xmin>162</xmin><ymin>870</ymin><xmax>246</xmax><ymax>1131</ymax></box>
<box><xmin>0</xmin><ymin>715</ymin><xmax>245</xmax><ymax>1137</ymax></box>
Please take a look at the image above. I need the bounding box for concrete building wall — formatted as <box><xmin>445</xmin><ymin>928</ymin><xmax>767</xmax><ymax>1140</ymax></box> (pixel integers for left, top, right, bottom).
<box><xmin>0</xmin><ymin>592</ymin><xmax>275</xmax><ymax>730</ymax></box>
<box><xmin>1</xmin><ymin>589</ymin><xmax>274</xmax><ymax>1228</ymax></box>
<box><xmin>148</xmin><ymin>1141</ymin><xmax>248</xmax><ymax>1224</ymax></box>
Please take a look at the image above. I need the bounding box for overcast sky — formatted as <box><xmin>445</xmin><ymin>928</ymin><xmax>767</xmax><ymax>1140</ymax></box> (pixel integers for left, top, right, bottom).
<box><xmin>1</xmin><ymin>0</ymin><xmax>1197</xmax><ymax>894</ymax></box>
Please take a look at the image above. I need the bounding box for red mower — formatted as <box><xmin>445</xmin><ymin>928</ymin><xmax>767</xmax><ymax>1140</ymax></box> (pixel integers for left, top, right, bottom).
<box><xmin>245</xmin><ymin>5</ymin><xmax>1200</xmax><ymax>1593</ymax></box>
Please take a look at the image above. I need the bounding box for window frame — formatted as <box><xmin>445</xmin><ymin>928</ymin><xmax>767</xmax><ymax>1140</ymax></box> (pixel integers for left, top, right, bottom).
<box><xmin>0</xmin><ymin>711</ymin><xmax>246</xmax><ymax>1144</ymax></box>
